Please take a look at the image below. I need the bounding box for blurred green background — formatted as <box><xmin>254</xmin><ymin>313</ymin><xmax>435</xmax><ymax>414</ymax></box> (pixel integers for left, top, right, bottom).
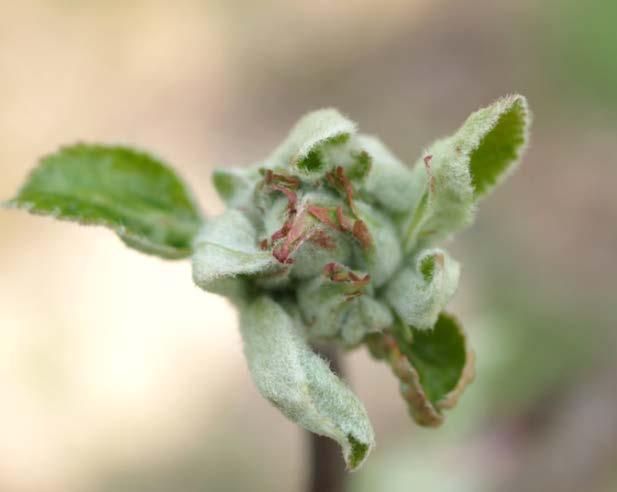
<box><xmin>0</xmin><ymin>1</ymin><xmax>615</xmax><ymax>491</ymax></box>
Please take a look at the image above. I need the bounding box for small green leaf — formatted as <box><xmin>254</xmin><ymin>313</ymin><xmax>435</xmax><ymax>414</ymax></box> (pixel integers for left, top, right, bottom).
<box><xmin>367</xmin><ymin>313</ymin><xmax>474</xmax><ymax>427</ymax></box>
<box><xmin>402</xmin><ymin>95</ymin><xmax>530</xmax><ymax>251</ymax></box>
<box><xmin>344</xmin><ymin>149</ymin><xmax>372</xmax><ymax>181</ymax></box>
<box><xmin>212</xmin><ymin>166</ymin><xmax>260</xmax><ymax>208</ymax></box>
<box><xmin>385</xmin><ymin>249</ymin><xmax>460</xmax><ymax>330</ymax></box>
<box><xmin>297</xmin><ymin>265</ymin><xmax>392</xmax><ymax>345</ymax></box>
<box><xmin>267</xmin><ymin>109</ymin><xmax>357</xmax><ymax>177</ymax></box>
<box><xmin>354</xmin><ymin>200</ymin><xmax>403</xmax><ymax>287</ymax></box>
<box><xmin>4</xmin><ymin>144</ymin><xmax>202</xmax><ymax>259</ymax></box>
<box><xmin>192</xmin><ymin>210</ymin><xmax>277</xmax><ymax>299</ymax></box>
<box><xmin>403</xmin><ymin>144</ymin><xmax>474</xmax><ymax>251</ymax></box>
<box><xmin>356</xmin><ymin>135</ymin><xmax>416</xmax><ymax>213</ymax></box>
<box><xmin>400</xmin><ymin>313</ymin><xmax>470</xmax><ymax>405</ymax></box>
<box><xmin>461</xmin><ymin>95</ymin><xmax>530</xmax><ymax>198</ymax></box>
<box><xmin>240</xmin><ymin>296</ymin><xmax>375</xmax><ymax>470</ymax></box>
<box><xmin>341</xmin><ymin>296</ymin><xmax>393</xmax><ymax>347</ymax></box>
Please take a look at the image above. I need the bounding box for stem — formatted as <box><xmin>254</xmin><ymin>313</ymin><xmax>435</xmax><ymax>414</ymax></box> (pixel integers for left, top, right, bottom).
<box><xmin>307</xmin><ymin>343</ymin><xmax>347</xmax><ymax>492</ymax></box>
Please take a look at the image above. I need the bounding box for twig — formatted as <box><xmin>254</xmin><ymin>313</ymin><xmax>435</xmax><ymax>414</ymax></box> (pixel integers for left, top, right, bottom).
<box><xmin>307</xmin><ymin>343</ymin><xmax>347</xmax><ymax>492</ymax></box>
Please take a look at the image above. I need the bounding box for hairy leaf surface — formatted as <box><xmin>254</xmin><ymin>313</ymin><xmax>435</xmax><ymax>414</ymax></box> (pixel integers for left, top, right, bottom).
<box><xmin>5</xmin><ymin>144</ymin><xmax>202</xmax><ymax>259</ymax></box>
<box><xmin>241</xmin><ymin>297</ymin><xmax>375</xmax><ymax>469</ymax></box>
<box><xmin>192</xmin><ymin>210</ymin><xmax>277</xmax><ymax>299</ymax></box>
<box><xmin>267</xmin><ymin>108</ymin><xmax>357</xmax><ymax>177</ymax></box>
<box><xmin>356</xmin><ymin>134</ymin><xmax>415</xmax><ymax>213</ymax></box>
<box><xmin>403</xmin><ymin>95</ymin><xmax>530</xmax><ymax>250</ymax></box>
<box><xmin>385</xmin><ymin>249</ymin><xmax>460</xmax><ymax>330</ymax></box>
<box><xmin>368</xmin><ymin>313</ymin><xmax>474</xmax><ymax>427</ymax></box>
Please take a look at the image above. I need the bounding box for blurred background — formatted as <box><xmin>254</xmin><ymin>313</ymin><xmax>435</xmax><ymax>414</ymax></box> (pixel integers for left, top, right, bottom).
<box><xmin>1</xmin><ymin>1</ymin><xmax>616</xmax><ymax>491</ymax></box>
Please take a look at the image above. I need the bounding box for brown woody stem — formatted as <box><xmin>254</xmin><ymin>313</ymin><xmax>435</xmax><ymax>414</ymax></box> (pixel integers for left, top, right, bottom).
<box><xmin>307</xmin><ymin>343</ymin><xmax>347</xmax><ymax>492</ymax></box>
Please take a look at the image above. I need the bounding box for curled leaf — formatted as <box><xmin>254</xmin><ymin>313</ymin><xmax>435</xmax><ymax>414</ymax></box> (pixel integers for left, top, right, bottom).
<box><xmin>212</xmin><ymin>166</ymin><xmax>260</xmax><ymax>208</ymax></box>
<box><xmin>267</xmin><ymin>108</ymin><xmax>357</xmax><ymax>177</ymax></box>
<box><xmin>240</xmin><ymin>297</ymin><xmax>375</xmax><ymax>469</ymax></box>
<box><xmin>367</xmin><ymin>313</ymin><xmax>474</xmax><ymax>427</ymax></box>
<box><xmin>461</xmin><ymin>94</ymin><xmax>530</xmax><ymax>198</ymax></box>
<box><xmin>356</xmin><ymin>135</ymin><xmax>416</xmax><ymax>213</ymax></box>
<box><xmin>403</xmin><ymin>94</ymin><xmax>530</xmax><ymax>250</ymax></box>
<box><xmin>297</xmin><ymin>263</ymin><xmax>392</xmax><ymax>345</ymax></box>
<box><xmin>192</xmin><ymin>210</ymin><xmax>277</xmax><ymax>299</ymax></box>
<box><xmin>385</xmin><ymin>249</ymin><xmax>460</xmax><ymax>330</ymax></box>
<box><xmin>353</xmin><ymin>200</ymin><xmax>403</xmax><ymax>287</ymax></box>
<box><xmin>4</xmin><ymin>144</ymin><xmax>203</xmax><ymax>259</ymax></box>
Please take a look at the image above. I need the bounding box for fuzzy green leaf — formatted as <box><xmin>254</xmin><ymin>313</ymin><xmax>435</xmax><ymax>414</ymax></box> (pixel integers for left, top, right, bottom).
<box><xmin>356</xmin><ymin>135</ymin><xmax>416</xmax><ymax>213</ymax></box>
<box><xmin>385</xmin><ymin>249</ymin><xmax>460</xmax><ymax>330</ymax></box>
<box><xmin>403</xmin><ymin>95</ymin><xmax>530</xmax><ymax>250</ymax></box>
<box><xmin>212</xmin><ymin>166</ymin><xmax>260</xmax><ymax>208</ymax></box>
<box><xmin>240</xmin><ymin>297</ymin><xmax>375</xmax><ymax>469</ymax></box>
<box><xmin>354</xmin><ymin>200</ymin><xmax>403</xmax><ymax>287</ymax></box>
<box><xmin>267</xmin><ymin>108</ymin><xmax>357</xmax><ymax>177</ymax></box>
<box><xmin>192</xmin><ymin>209</ymin><xmax>277</xmax><ymax>299</ymax></box>
<box><xmin>399</xmin><ymin>313</ymin><xmax>471</xmax><ymax>406</ymax></box>
<box><xmin>297</xmin><ymin>267</ymin><xmax>392</xmax><ymax>345</ymax></box>
<box><xmin>4</xmin><ymin>144</ymin><xmax>202</xmax><ymax>259</ymax></box>
<box><xmin>462</xmin><ymin>95</ymin><xmax>530</xmax><ymax>198</ymax></box>
<box><xmin>368</xmin><ymin>313</ymin><xmax>474</xmax><ymax>427</ymax></box>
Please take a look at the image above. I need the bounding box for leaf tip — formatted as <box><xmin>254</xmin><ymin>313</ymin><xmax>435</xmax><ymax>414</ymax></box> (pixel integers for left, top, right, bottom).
<box><xmin>345</xmin><ymin>433</ymin><xmax>372</xmax><ymax>471</ymax></box>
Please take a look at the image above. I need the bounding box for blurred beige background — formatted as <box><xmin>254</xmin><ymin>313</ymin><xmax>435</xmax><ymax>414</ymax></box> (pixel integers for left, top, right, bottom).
<box><xmin>1</xmin><ymin>1</ymin><xmax>616</xmax><ymax>491</ymax></box>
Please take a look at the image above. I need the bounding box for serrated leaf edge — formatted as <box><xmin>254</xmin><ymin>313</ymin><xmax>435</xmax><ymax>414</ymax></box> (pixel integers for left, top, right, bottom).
<box><xmin>2</xmin><ymin>198</ymin><xmax>193</xmax><ymax>259</ymax></box>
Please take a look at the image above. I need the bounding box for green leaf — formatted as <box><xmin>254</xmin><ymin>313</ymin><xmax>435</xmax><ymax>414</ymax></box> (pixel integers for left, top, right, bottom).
<box><xmin>4</xmin><ymin>144</ymin><xmax>202</xmax><ymax>259</ymax></box>
<box><xmin>341</xmin><ymin>296</ymin><xmax>393</xmax><ymax>347</ymax></box>
<box><xmin>354</xmin><ymin>200</ymin><xmax>403</xmax><ymax>287</ymax></box>
<box><xmin>344</xmin><ymin>148</ymin><xmax>372</xmax><ymax>181</ymax></box>
<box><xmin>403</xmin><ymin>95</ymin><xmax>530</xmax><ymax>251</ymax></box>
<box><xmin>192</xmin><ymin>209</ymin><xmax>278</xmax><ymax>299</ymax></box>
<box><xmin>297</xmin><ymin>265</ymin><xmax>392</xmax><ymax>345</ymax></box>
<box><xmin>356</xmin><ymin>135</ymin><xmax>416</xmax><ymax>213</ymax></box>
<box><xmin>212</xmin><ymin>166</ymin><xmax>260</xmax><ymax>208</ymax></box>
<box><xmin>385</xmin><ymin>249</ymin><xmax>460</xmax><ymax>330</ymax></box>
<box><xmin>367</xmin><ymin>313</ymin><xmax>474</xmax><ymax>427</ymax></box>
<box><xmin>267</xmin><ymin>108</ymin><xmax>357</xmax><ymax>177</ymax></box>
<box><xmin>401</xmin><ymin>313</ymin><xmax>470</xmax><ymax>405</ymax></box>
<box><xmin>463</xmin><ymin>95</ymin><xmax>530</xmax><ymax>198</ymax></box>
<box><xmin>402</xmin><ymin>145</ymin><xmax>474</xmax><ymax>251</ymax></box>
<box><xmin>240</xmin><ymin>296</ymin><xmax>375</xmax><ymax>470</ymax></box>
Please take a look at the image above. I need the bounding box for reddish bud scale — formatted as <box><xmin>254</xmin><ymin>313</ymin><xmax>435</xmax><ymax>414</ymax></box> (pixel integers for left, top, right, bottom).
<box><xmin>336</xmin><ymin>206</ymin><xmax>352</xmax><ymax>232</ymax></box>
<box><xmin>273</xmin><ymin>244</ymin><xmax>293</xmax><ymax>264</ymax></box>
<box><xmin>262</xmin><ymin>168</ymin><xmax>274</xmax><ymax>183</ymax></box>
<box><xmin>348</xmin><ymin>271</ymin><xmax>360</xmax><ymax>281</ymax></box>
<box><xmin>307</xmin><ymin>205</ymin><xmax>339</xmax><ymax>230</ymax></box>
<box><xmin>286</xmin><ymin>211</ymin><xmax>309</xmax><ymax>244</ymax></box>
<box><xmin>271</xmin><ymin>184</ymin><xmax>298</xmax><ymax>213</ymax></box>
<box><xmin>265</xmin><ymin>165</ymin><xmax>374</xmax><ymax>267</ymax></box>
<box><xmin>352</xmin><ymin>220</ymin><xmax>372</xmax><ymax>249</ymax></box>
<box><xmin>271</xmin><ymin>219</ymin><xmax>292</xmax><ymax>242</ymax></box>
<box><xmin>262</xmin><ymin>168</ymin><xmax>301</xmax><ymax>189</ymax></box>
<box><xmin>324</xmin><ymin>262</ymin><xmax>348</xmax><ymax>281</ymax></box>
<box><xmin>271</xmin><ymin>211</ymin><xmax>316</xmax><ymax>264</ymax></box>
<box><xmin>338</xmin><ymin>166</ymin><xmax>358</xmax><ymax>216</ymax></box>
<box><xmin>351</xmin><ymin>273</ymin><xmax>371</xmax><ymax>291</ymax></box>
<box><xmin>264</xmin><ymin>167</ymin><xmax>306</xmax><ymax>264</ymax></box>
<box><xmin>423</xmin><ymin>155</ymin><xmax>436</xmax><ymax>194</ymax></box>
<box><xmin>323</xmin><ymin>262</ymin><xmax>339</xmax><ymax>276</ymax></box>
<box><xmin>323</xmin><ymin>262</ymin><xmax>371</xmax><ymax>299</ymax></box>
<box><xmin>326</xmin><ymin>166</ymin><xmax>359</xmax><ymax>216</ymax></box>
<box><xmin>309</xmin><ymin>229</ymin><xmax>336</xmax><ymax>250</ymax></box>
